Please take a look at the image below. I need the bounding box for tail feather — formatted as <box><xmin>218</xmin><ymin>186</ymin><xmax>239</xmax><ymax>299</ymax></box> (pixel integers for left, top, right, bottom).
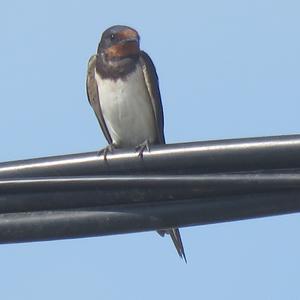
<box><xmin>157</xmin><ymin>228</ymin><xmax>187</xmax><ymax>263</ymax></box>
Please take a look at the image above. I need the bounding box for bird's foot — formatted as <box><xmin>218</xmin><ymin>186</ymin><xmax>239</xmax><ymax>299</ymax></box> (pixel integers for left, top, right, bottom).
<box><xmin>97</xmin><ymin>144</ymin><xmax>115</xmax><ymax>161</ymax></box>
<box><xmin>135</xmin><ymin>140</ymin><xmax>151</xmax><ymax>158</ymax></box>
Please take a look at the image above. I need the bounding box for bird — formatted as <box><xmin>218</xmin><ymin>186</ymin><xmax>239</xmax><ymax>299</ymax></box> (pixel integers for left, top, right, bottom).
<box><xmin>86</xmin><ymin>25</ymin><xmax>186</xmax><ymax>262</ymax></box>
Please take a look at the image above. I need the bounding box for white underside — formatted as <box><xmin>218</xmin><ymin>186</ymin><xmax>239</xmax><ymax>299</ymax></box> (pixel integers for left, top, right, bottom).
<box><xmin>95</xmin><ymin>64</ymin><xmax>157</xmax><ymax>147</ymax></box>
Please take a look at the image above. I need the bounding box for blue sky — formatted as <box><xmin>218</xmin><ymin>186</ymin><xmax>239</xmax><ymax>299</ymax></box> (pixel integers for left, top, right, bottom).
<box><xmin>1</xmin><ymin>0</ymin><xmax>300</xmax><ymax>299</ymax></box>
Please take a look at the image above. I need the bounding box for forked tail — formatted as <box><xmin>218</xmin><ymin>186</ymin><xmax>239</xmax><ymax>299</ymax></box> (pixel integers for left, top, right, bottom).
<box><xmin>158</xmin><ymin>228</ymin><xmax>187</xmax><ymax>263</ymax></box>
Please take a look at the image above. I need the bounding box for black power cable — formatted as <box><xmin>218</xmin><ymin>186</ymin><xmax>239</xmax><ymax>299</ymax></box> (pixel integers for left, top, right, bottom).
<box><xmin>0</xmin><ymin>134</ymin><xmax>300</xmax><ymax>244</ymax></box>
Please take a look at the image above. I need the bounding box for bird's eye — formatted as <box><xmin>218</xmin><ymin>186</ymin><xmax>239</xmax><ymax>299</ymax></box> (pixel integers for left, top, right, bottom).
<box><xmin>110</xmin><ymin>34</ymin><xmax>116</xmax><ymax>41</ymax></box>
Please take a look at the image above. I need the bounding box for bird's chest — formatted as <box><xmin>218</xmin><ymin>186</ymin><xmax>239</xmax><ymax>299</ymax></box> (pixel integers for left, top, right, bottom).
<box><xmin>95</xmin><ymin>66</ymin><xmax>157</xmax><ymax>147</ymax></box>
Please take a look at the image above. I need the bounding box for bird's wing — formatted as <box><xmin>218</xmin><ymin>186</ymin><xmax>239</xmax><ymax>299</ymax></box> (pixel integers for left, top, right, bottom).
<box><xmin>86</xmin><ymin>55</ymin><xmax>112</xmax><ymax>144</ymax></box>
<box><xmin>139</xmin><ymin>51</ymin><xmax>165</xmax><ymax>144</ymax></box>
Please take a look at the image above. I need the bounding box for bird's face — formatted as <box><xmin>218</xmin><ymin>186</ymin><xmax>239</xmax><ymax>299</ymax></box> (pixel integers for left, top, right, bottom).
<box><xmin>98</xmin><ymin>25</ymin><xmax>140</xmax><ymax>61</ymax></box>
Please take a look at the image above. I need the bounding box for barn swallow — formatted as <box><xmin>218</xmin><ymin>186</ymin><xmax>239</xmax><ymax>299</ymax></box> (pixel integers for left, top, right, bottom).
<box><xmin>86</xmin><ymin>25</ymin><xmax>186</xmax><ymax>262</ymax></box>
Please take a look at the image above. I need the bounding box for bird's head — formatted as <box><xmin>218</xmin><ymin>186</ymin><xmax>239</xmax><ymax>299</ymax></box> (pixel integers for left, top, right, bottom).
<box><xmin>98</xmin><ymin>25</ymin><xmax>140</xmax><ymax>61</ymax></box>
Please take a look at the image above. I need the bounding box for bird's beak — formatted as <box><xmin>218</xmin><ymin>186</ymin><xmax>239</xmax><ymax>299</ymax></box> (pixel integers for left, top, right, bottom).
<box><xmin>118</xmin><ymin>28</ymin><xmax>139</xmax><ymax>45</ymax></box>
<box><xmin>120</xmin><ymin>37</ymin><xmax>139</xmax><ymax>45</ymax></box>
<box><xmin>104</xmin><ymin>28</ymin><xmax>140</xmax><ymax>59</ymax></box>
